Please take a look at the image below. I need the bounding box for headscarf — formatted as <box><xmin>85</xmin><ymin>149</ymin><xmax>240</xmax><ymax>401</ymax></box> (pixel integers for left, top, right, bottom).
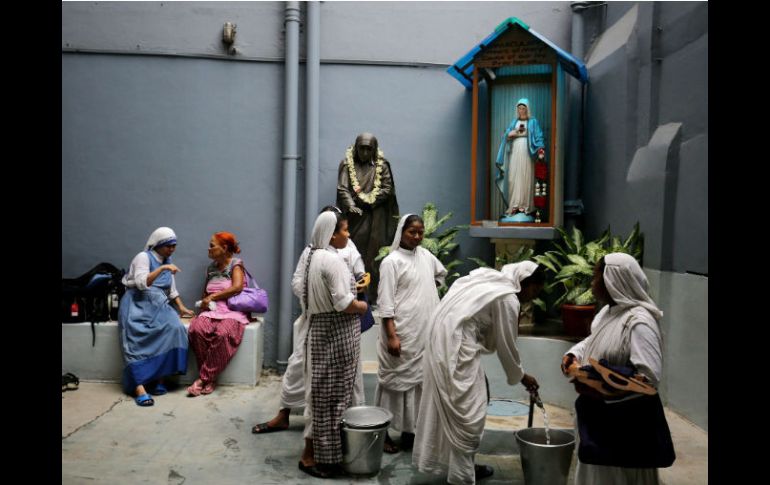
<box><xmin>603</xmin><ymin>253</ymin><xmax>663</xmax><ymax>321</ymax></box>
<box><xmin>390</xmin><ymin>213</ymin><xmax>415</xmax><ymax>252</ymax></box>
<box><xmin>310</xmin><ymin>212</ymin><xmax>337</xmax><ymax>249</ymax></box>
<box><xmin>500</xmin><ymin>260</ymin><xmax>538</xmax><ymax>293</ymax></box>
<box><xmin>145</xmin><ymin>227</ymin><xmax>177</xmax><ymax>250</ymax></box>
<box><xmin>516</xmin><ymin>98</ymin><xmax>530</xmax><ymax>119</ymax></box>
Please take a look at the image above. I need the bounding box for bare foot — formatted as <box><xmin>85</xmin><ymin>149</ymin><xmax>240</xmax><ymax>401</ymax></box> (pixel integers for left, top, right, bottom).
<box><xmin>187</xmin><ymin>379</ymin><xmax>203</xmax><ymax>397</ymax></box>
<box><xmin>300</xmin><ymin>438</ymin><xmax>315</xmax><ymax>466</ymax></box>
<box><xmin>383</xmin><ymin>433</ymin><xmax>400</xmax><ymax>454</ymax></box>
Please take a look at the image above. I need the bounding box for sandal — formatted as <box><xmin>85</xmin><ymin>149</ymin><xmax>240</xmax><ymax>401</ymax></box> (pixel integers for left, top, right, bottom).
<box><xmin>200</xmin><ymin>381</ymin><xmax>216</xmax><ymax>395</ymax></box>
<box><xmin>297</xmin><ymin>461</ymin><xmax>340</xmax><ymax>479</ymax></box>
<box><xmin>475</xmin><ymin>464</ymin><xmax>494</xmax><ymax>480</ymax></box>
<box><xmin>252</xmin><ymin>422</ymin><xmax>289</xmax><ymax>434</ymax></box>
<box><xmin>149</xmin><ymin>382</ymin><xmax>168</xmax><ymax>396</ymax></box>
<box><xmin>135</xmin><ymin>394</ymin><xmax>155</xmax><ymax>407</ymax></box>
<box><xmin>62</xmin><ymin>373</ymin><xmax>79</xmax><ymax>391</ymax></box>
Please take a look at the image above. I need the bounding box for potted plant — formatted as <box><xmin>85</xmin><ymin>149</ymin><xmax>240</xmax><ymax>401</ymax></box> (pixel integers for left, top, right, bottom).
<box><xmin>533</xmin><ymin>223</ymin><xmax>643</xmax><ymax>337</ymax></box>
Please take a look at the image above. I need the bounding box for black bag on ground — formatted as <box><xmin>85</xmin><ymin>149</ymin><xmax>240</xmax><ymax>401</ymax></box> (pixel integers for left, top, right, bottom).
<box><xmin>62</xmin><ymin>263</ymin><xmax>126</xmax><ymax>329</ymax></box>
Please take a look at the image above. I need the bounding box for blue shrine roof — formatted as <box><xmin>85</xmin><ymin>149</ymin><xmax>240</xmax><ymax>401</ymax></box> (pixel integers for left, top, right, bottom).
<box><xmin>448</xmin><ymin>17</ymin><xmax>589</xmax><ymax>88</ymax></box>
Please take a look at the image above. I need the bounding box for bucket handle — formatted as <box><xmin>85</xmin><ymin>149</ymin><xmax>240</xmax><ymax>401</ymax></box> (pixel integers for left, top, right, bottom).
<box><xmin>345</xmin><ymin>430</ymin><xmax>382</xmax><ymax>464</ymax></box>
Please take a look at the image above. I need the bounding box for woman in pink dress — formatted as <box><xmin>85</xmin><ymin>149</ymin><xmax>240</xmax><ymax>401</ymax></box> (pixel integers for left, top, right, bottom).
<box><xmin>187</xmin><ymin>232</ymin><xmax>251</xmax><ymax>396</ymax></box>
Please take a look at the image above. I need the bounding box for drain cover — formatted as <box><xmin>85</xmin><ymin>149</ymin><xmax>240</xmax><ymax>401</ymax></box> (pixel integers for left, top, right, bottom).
<box><xmin>487</xmin><ymin>399</ymin><xmax>530</xmax><ymax>416</ymax></box>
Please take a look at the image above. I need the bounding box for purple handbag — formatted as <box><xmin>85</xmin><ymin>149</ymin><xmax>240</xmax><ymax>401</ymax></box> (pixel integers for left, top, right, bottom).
<box><xmin>227</xmin><ymin>265</ymin><xmax>269</xmax><ymax>314</ymax></box>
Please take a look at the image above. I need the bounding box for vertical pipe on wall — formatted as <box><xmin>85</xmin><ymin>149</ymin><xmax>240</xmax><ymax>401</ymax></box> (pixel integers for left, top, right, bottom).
<box><xmin>305</xmin><ymin>1</ymin><xmax>320</xmax><ymax>238</ymax></box>
<box><xmin>277</xmin><ymin>1</ymin><xmax>301</xmax><ymax>371</ymax></box>
<box><xmin>566</xmin><ymin>2</ymin><xmax>588</xmax><ymax>229</ymax></box>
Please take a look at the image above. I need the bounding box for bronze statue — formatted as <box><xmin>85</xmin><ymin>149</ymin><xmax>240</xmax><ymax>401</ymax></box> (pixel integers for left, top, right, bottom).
<box><xmin>336</xmin><ymin>133</ymin><xmax>399</xmax><ymax>304</ymax></box>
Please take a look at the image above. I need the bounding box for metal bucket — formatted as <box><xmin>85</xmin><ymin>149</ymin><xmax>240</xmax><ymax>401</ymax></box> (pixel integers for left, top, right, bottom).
<box><xmin>340</xmin><ymin>406</ymin><xmax>393</xmax><ymax>476</ymax></box>
<box><xmin>515</xmin><ymin>428</ymin><xmax>575</xmax><ymax>485</ymax></box>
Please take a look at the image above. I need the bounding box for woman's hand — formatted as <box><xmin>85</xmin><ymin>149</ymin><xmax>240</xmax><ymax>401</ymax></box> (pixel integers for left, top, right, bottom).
<box><xmin>520</xmin><ymin>374</ymin><xmax>539</xmax><ymax>394</ymax></box>
<box><xmin>386</xmin><ymin>334</ymin><xmax>401</xmax><ymax>357</ymax></box>
<box><xmin>561</xmin><ymin>353</ymin><xmax>578</xmax><ymax>376</ymax></box>
<box><xmin>179</xmin><ymin>306</ymin><xmax>195</xmax><ymax>318</ymax></box>
<box><xmin>163</xmin><ymin>264</ymin><xmax>181</xmax><ymax>274</ymax></box>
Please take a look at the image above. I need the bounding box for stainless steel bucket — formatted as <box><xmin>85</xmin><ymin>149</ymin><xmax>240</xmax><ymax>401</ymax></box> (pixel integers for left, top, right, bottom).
<box><xmin>515</xmin><ymin>428</ymin><xmax>575</xmax><ymax>485</ymax></box>
<box><xmin>340</xmin><ymin>406</ymin><xmax>393</xmax><ymax>476</ymax></box>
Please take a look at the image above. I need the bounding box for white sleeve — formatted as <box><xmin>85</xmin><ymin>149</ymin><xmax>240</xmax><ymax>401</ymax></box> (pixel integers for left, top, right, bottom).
<box><xmin>292</xmin><ymin>248</ymin><xmax>310</xmax><ymax>299</ymax></box>
<box><xmin>432</xmin><ymin>253</ymin><xmax>448</xmax><ymax>286</ymax></box>
<box><xmin>351</xmin><ymin>249</ymin><xmax>365</xmax><ymax>279</ymax></box>
<box><xmin>566</xmin><ymin>338</ymin><xmax>589</xmax><ymax>362</ymax></box>
<box><xmin>168</xmin><ymin>275</ymin><xmax>180</xmax><ymax>300</ymax></box>
<box><xmin>377</xmin><ymin>257</ymin><xmax>397</xmax><ymax>319</ymax></box>
<box><xmin>123</xmin><ymin>252</ymin><xmax>151</xmax><ymax>290</ymax></box>
<box><xmin>492</xmin><ymin>295</ymin><xmax>525</xmax><ymax>385</ymax></box>
<box><xmin>327</xmin><ymin>257</ymin><xmax>355</xmax><ymax>312</ymax></box>
<box><xmin>628</xmin><ymin>323</ymin><xmax>663</xmax><ymax>387</ymax></box>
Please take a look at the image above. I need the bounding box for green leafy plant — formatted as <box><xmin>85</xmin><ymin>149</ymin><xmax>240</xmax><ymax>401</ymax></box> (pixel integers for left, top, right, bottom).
<box><xmin>375</xmin><ymin>202</ymin><xmax>467</xmax><ymax>297</ymax></box>
<box><xmin>533</xmin><ymin>223</ymin><xmax>643</xmax><ymax>307</ymax></box>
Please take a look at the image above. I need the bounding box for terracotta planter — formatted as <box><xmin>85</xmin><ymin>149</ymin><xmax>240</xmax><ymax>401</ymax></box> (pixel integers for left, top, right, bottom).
<box><xmin>561</xmin><ymin>304</ymin><xmax>596</xmax><ymax>337</ymax></box>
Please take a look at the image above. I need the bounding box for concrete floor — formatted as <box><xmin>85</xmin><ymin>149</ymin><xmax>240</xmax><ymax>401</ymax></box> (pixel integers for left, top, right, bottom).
<box><xmin>62</xmin><ymin>373</ymin><xmax>707</xmax><ymax>485</ymax></box>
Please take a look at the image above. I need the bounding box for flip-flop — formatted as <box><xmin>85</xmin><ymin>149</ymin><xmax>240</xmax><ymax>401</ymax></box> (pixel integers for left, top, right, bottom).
<box><xmin>200</xmin><ymin>382</ymin><xmax>216</xmax><ymax>395</ymax></box>
<box><xmin>149</xmin><ymin>382</ymin><xmax>168</xmax><ymax>396</ymax></box>
<box><xmin>252</xmin><ymin>422</ymin><xmax>288</xmax><ymax>434</ymax></box>
<box><xmin>475</xmin><ymin>464</ymin><xmax>494</xmax><ymax>480</ymax></box>
<box><xmin>297</xmin><ymin>461</ymin><xmax>338</xmax><ymax>479</ymax></box>
<box><xmin>62</xmin><ymin>373</ymin><xmax>80</xmax><ymax>391</ymax></box>
<box><xmin>135</xmin><ymin>394</ymin><xmax>155</xmax><ymax>407</ymax></box>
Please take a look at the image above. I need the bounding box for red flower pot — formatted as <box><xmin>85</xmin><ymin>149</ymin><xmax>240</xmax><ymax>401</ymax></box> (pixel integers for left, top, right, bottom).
<box><xmin>561</xmin><ymin>304</ymin><xmax>596</xmax><ymax>337</ymax></box>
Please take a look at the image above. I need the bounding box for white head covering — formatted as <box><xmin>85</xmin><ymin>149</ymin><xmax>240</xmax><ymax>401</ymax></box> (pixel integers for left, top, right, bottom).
<box><xmin>390</xmin><ymin>213</ymin><xmax>415</xmax><ymax>252</ymax></box>
<box><xmin>500</xmin><ymin>260</ymin><xmax>538</xmax><ymax>293</ymax></box>
<box><xmin>310</xmin><ymin>211</ymin><xmax>338</xmax><ymax>249</ymax></box>
<box><xmin>603</xmin><ymin>253</ymin><xmax>663</xmax><ymax>321</ymax></box>
<box><xmin>145</xmin><ymin>227</ymin><xmax>177</xmax><ymax>250</ymax></box>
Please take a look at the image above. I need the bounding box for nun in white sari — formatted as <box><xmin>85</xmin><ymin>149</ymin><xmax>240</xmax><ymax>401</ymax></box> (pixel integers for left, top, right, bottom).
<box><xmin>413</xmin><ymin>262</ymin><xmax>542</xmax><ymax>484</ymax></box>
<box><xmin>562</xmin><ymin>253</ymin><xmax>666</xmax><ymax>485</ymax></box>
<box><xmin>296</xmin><ymin>211</ymin><xmax>368</xmax><ymax>478</ymax></box>
<box><xmin>375</xmin><ymin>214</ymin><xmax>447</xmax><ymax>452</ymax></box>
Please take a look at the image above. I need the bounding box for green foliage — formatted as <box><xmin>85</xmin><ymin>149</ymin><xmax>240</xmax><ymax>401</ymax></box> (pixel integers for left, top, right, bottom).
<box><xmin>375</xmin><ymin>202</ymin><xmax>468</xmax><ymax>297</ymax></box>
<box><xmin>533</xmin><ymin>223</ymin><xmax>644</xmax><ymax>307</ymax></box>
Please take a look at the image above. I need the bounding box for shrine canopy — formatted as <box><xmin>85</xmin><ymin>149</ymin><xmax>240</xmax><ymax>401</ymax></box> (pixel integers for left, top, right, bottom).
<box><xmin>447</xmin><ymin>17</ymin><xmax>589</xmax><ymax>88</ymax></box>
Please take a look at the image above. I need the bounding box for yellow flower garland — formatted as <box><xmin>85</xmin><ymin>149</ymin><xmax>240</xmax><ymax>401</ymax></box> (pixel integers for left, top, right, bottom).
<box><xmin>345</xmin><ymin>146</ymin><xmax>385</xmax><ymax>205</ymax></box>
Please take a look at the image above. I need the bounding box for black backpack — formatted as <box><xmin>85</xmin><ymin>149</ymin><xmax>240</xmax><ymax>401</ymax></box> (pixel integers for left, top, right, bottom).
<box><xmin>62</xmin><ymin>263</ymin><xmax>126</xmax><ymax>345</ymax></box>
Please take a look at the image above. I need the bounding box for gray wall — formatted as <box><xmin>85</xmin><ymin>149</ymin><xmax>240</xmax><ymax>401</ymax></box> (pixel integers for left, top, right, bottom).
<box><xmin>581</xmin><ymin>1</ymin><xmax>707</xmax><ymax>275</ymax></box>
<box><xmin>62</xmin><ymin>2</ymin><xmax>572</xmax><ymax>368</ymax></box>
<box><xmin>578</xmin><ymin>2</ymin><xmax>708</xmax><ymax>429</ymax></box>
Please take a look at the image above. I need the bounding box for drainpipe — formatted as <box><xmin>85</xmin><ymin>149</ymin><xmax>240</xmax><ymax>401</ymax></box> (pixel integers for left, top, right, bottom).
<box><xmin>305</xmin><ymin>1</ymin><xmax>320</xmax><ymax>238</ymax></box>
<box><xmin>565</xmin><ymin>1</ymin><xmax>590</xmax><ymax>229</ymax></box>
<box><xmin>277</xmin><ymin>1</ymin><xmax>301</xmax><ymax>372</ymax></box>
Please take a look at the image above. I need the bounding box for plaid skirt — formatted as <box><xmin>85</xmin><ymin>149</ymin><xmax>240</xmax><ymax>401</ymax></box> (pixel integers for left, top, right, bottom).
<box><xmin>310</xmin><ymin>310</ymin><xmax>360</xmax><ymax>464</ymax></box>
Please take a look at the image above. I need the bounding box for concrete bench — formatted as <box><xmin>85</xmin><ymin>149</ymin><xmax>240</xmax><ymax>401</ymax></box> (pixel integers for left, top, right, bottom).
<box><xmin>61</xmin><ymin>318</ymin><xmax>263</xmax><ymax>386</ymax></box>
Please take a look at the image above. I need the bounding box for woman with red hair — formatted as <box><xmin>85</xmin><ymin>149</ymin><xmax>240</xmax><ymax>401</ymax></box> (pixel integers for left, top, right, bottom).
<box><xmin>187</xmin><ymin>232</ymin><xmax>251</xmax><ymax>396</ymax></box>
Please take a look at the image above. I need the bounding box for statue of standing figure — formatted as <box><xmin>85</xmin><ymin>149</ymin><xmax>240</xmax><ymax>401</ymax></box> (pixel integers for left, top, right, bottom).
<box><xmin>337</xmin><ymin>133</ymin><xmax>400</xmax><ymax>304</ymax></box>
<box><xmin>495</xmin><ymin>98</ymin><xmax>546</xmax><ymax>220</ymax></box>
